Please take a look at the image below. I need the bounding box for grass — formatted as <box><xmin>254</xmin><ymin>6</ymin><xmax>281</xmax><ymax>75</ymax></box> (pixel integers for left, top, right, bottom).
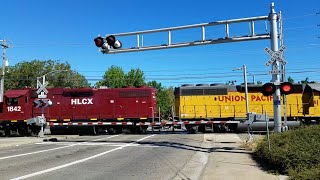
<box><xmin>253</xmin><ymin>125</ymin><xmax>320</xmax><ymax>180</ymax></box>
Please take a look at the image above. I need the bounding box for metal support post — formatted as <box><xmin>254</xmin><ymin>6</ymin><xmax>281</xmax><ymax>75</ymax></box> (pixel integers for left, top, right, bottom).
<box><xmin>233</xmin><ymin>65</ymin><xmax>249</xmax><ymax>116</ymax></box>
<box><xmin>243</xmin><ymin>65</ymin><xmax>252</xmax><ymax>141</ymax></box>
<box><xmin>150</xmin><ymin>107</ymin><xmax>154</xmax><ymax>133</ymax></box>
<box><xmin>0</xmin><ymin>39</ymin><xmax>9</xmax><ymax>103</ymax></box>
<box><xmin>38</xmin><ymin>106</ymin><xmax>45</xmax><ymax>137</ymax></box>
<box><xmin>269</xmin><ymin>2</ymin><xmax>281</xmax><ymax>133</ymax></box>
<box><xmin>279</xmin><ymin>11</ymin><xmax>288</xmax><ymax>131</ymax></box>
<box><xmin>243</xmin><ymin>65</ymin><xmax>249</xmax><ymax>116</ymax></box>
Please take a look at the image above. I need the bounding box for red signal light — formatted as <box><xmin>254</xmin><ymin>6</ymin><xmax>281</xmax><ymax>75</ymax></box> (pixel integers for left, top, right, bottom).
<box><xmin>94</xmin><ymin>37</ymin><xmax>104</xmax><ymax>47</ymax></box>
<box><xmin>280</xmin><ymin>82</ymin><xmax>294</xmax><ymax>95</ymax></box>
<box><xmin>261</xmin><ymin>83</ymin><xmax>276</xmax><ymax>96</ymax></box>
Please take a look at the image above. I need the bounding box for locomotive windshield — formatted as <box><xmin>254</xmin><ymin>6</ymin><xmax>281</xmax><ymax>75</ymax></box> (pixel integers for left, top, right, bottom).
<box><xmin>6</xmin><ymin>98</ymin><xmax>19</xmax><ymax>106</ymax></box>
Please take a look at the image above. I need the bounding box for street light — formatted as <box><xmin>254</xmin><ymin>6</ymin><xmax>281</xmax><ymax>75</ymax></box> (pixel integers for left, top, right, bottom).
<box><xmin>37</xmin><ymin>69</ymin><xmax>69</xmax><ymax>89</ymax></box>
<box><xmin>233</xmin><ymin>65</ymin><xmax>252</xmax><ymax>141</ymax></box>
<box><xmin>233</xmin><ymin>64</ymin><xmax>249</xmax><ymax>117</ymax></box>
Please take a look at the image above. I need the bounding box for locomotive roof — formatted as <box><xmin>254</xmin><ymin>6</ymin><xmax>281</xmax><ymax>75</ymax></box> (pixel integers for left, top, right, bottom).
<box><xmin>174</xmin><ymin>83</ymin><xmax>320</xmax><ymax>96</ymax></box>
<box><xmin>306</xmin><ymin>83</ymin><xmax>320</xmax><ymax>92</ymax></box>
<box><xmin>4</xmin><ymin>89</ymin><xmax>29</xmax><ymax>98</ymax></box>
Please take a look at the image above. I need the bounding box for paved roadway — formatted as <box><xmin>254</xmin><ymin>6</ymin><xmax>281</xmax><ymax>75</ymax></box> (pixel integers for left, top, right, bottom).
<box><xmin>0</xmin><ymin>133</ymin><xmax>285</xmax><ymax>180</ymax></box>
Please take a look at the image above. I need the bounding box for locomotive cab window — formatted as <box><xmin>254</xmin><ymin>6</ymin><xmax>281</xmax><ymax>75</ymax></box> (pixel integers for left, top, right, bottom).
<box><xmin>7</xmin><ymin>98</ymin><xmax>19</xmax><ymax>106</ymax></box>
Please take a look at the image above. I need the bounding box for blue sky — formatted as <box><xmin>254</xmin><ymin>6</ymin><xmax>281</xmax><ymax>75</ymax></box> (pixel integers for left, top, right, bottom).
<box><xmin>1</xmin><ymin>0</ymin><xmax>319</xmax><ymax>87</ymax></box>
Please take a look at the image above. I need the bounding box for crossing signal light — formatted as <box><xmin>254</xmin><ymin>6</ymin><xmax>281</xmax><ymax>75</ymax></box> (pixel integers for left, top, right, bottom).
<box><xmin>94</xmin><ymin>35</ymin><xmax>122</xmax><ymax>52</ymax></box>
<box><xmin>106</xmin><ymin>35</ymin><xmax>122</xmax><ymax>49</ymax></box>
<box><xmin>261</xmin><ymin>83</ymin><xmax>276</xmax><ymax>96</ymax></box>
<box><xmin>280</xmin><ymin>82</ymin><xmax>294</xmax><ymax>95</ymax></box>
<box><xmin>94</xmin><ymin>37</ymin><xmax>104</xmax><ymax>47</ymax></box>
<box><xmin>33</xmin><ymin>99</ymin><xmax>53</xmax><ymax>108</ymax></box>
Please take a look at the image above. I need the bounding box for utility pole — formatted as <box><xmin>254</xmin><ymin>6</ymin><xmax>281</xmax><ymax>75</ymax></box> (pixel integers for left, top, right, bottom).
<box><xmin>0</xmin><ymin>38</ymin><xmax>9</xmax><ymax>103</ymax></box>
<box><xmin>269</xmin><ymin>3</ymin><xmax>282</xmax><ymax>133</ymax></box>
<box><xmin>233</xmin><ymin>65</ymin><xmax>249</xmax><ymax>116</ymax></box>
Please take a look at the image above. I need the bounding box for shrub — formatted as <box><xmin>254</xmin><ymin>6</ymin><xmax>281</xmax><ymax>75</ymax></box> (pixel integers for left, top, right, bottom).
<box><xmin>254</xmin><ymin>125</ymin><xmax>320</xmax><ymax>178</ymax></box>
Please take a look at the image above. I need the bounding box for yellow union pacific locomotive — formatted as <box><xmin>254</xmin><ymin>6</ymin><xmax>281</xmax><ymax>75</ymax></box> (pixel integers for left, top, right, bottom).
<box><xmin>174</xmin><ymin>83</ymin><xmax>320</xmax><ymax>132</ymax></box>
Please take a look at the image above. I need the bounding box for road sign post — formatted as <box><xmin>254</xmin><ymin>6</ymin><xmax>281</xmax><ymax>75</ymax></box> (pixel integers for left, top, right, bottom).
<box><xmin>36</xmin><ymin>75</ymin><xmax>49</xmax><ymax>137</ymax></box>
<box><xmin>269</xmin><ymin>2</ymin><xmax>282</xmax><ymax>133</ymax></box>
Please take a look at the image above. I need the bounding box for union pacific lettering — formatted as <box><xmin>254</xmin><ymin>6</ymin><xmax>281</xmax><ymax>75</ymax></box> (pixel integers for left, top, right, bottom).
<box><xmin>71</xmin><ymin>98</ymin><xmax>93</xmax><ymax>105</ymax></box>
<box><xmin>217</xmin><ymin>95</ymin><xmax>273</xmax><ymax>103</ymax></box>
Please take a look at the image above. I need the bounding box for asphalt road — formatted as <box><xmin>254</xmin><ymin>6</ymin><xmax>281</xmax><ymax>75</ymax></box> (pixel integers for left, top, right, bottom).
<box><xmin>0</xmin><ymin>133</ymin><xmax>208</xmax><ymax>180</ymax></box>
<box><xmin>0</xmin><ymin>133</ymin><xmax>284</xmax><ymax>180</ymax></box>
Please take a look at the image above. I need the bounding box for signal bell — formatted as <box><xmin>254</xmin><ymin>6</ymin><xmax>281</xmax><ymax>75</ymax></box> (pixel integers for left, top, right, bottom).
<box><xmin>261</xmin><ymin>83</ymin><xmax>276</xmax><ymax>96</ymax></box>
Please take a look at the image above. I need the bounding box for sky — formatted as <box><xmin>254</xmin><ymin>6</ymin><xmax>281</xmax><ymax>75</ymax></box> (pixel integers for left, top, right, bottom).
<box><xmin>1</xmin><ymin>0</ymin><xmax>319</xmax><ymax>87</ymax></box>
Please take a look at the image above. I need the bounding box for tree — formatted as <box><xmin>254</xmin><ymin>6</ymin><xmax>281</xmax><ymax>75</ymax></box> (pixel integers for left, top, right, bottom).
<box><xmin>147</xmin><ymin>80</ymin><xmax>162</xmax><ymax>90</ymax></box>
<box><xmin>147</xmin><ymin>80</ymin><xmax>175</xmax><ymax>119</ymax></box>
<box><xmin>96</xmin><ymin>65</ymin><xmax>126</xmax><ymax>88</ymax></box>
<box><xmin>288</xmin><ymin>76</ymin><xmax>294</xmax><ymax>83</ymax></box>
<box><xmin>4</xmin><ymin>60</ymin><xmax>90</xmax><ymax>90</ymax></box>
<box><xmin>257</xmin><ymin>81</ymin><xmax>263</xmax><ymax>85</ymax></box>
<box><xmin>125</xmin><ymin>68</ymin><xmax>145</xmax><ymax>87</ymax></box>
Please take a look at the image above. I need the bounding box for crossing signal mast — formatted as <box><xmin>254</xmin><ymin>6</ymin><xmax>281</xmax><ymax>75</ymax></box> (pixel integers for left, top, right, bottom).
<box><xmin>94</xmin><ymin>2</ymin><xmax>286</xmax><ymax>132</ymax></box>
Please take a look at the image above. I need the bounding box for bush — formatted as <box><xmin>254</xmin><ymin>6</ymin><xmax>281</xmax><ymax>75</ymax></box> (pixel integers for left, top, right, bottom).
<box><xmin>254</xmin><ymin>125</ymin><xmax>320</xmax><ymax>179</ymax></box>
<box><xmin>289</xmin><ymin>165</ymin><xmax>320</xmax><ymax>180</ymax></box>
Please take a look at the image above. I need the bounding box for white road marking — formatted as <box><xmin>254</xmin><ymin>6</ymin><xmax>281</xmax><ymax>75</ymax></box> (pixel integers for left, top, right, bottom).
<box><xmin>35</xmin><ymin>142</ymin><xmax>160</xmax><ymax>148</ymax></box>
<box><xmin>0</xmin><ymin>135</ymin><xmax>119</xmax><ymax>160</ymax></box>
<box><xmin>11</xmin><ymin>134</ymin><xmax>156</xmax><ymax>180</ymax></box>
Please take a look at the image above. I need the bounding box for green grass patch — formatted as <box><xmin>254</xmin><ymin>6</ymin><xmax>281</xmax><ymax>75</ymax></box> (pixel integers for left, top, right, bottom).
<box><xmin>253</xmin><ymin>125</ymin><xmax>320</xmax><ymax>179</ymax></box>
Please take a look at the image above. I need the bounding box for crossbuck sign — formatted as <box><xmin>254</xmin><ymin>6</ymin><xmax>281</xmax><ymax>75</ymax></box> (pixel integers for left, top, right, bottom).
<box><xmin>36</xmin><ymin>80</ymin><xmax>48</xmax><ymax>98</ymax></box>
<box><xmin>265</xmin><ymin>45</ymin><xmax>287</xmax><ymax>66</ymax></box>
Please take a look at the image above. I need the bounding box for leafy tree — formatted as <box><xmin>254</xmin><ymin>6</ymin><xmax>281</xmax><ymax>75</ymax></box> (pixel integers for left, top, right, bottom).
<box><xmin>125</xmin><ymin>68</ymin><xmax>145</xmax><ymax>87</ymax></box>
<box><xmin>257</xmin><ymin>81</ymin><xmax>263</xmax><ymax>84</ymax></box>
<box><xmin>288</xmin><ymin>76</ymin><xmax>294</xmax><ymax>83</ymax></box>
<box><xmin>96</xmin><ymin>65</ymin><xmax>126</xmax><ymax>88</ymax></box>
<box><xmin>147</xmin><ymin>81</ymin><xmax>175</xmax><ymax>119</ymax></box>
<box><xmin>4</xmin><ymin>60</ymin><xmax>90</xmax><ymax>90</ymax></box>
<box><xmin>147</xmin><ymin>80</ymin><xmax>162</xmax><ymax>90</ymax></box>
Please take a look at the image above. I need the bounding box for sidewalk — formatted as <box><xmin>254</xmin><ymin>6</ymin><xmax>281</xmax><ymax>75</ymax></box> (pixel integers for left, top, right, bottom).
<box><xmin>200</xmin><ymin>134</ymin><xmax>287</xmax><ymax>180</ymax></box>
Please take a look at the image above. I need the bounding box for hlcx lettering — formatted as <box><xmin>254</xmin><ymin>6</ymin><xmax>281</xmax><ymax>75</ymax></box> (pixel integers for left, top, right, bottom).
<box><xmin>71</xmin><ymin>98</ymin><xmax>93</xmax><ymax>105</ymax></box>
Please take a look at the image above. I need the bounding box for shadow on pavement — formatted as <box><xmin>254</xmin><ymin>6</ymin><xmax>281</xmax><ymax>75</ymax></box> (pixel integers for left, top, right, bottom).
<box><xmin>54</xmin><ymin>138</ymin><xmax>251</xmax><ymax>154</ymax></box>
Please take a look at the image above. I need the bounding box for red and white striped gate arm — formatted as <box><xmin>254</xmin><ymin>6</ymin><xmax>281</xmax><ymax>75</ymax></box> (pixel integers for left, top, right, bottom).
<box><xmin>48</xmin><ymin>122</ymin><xmax>134</xmax><ymax>126</ymax></box>
<box><xmin>136</xmin><ymin>121</ymin><xmax>240</xmax><ymax>126</ymax></box>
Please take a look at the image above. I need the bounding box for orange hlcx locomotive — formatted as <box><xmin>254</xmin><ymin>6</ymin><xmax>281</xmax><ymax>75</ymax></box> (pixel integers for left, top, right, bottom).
<box><xmin>0</xmin><ymin>86</ymin><xmax>156</xmax><ymax>136</ymax></box>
